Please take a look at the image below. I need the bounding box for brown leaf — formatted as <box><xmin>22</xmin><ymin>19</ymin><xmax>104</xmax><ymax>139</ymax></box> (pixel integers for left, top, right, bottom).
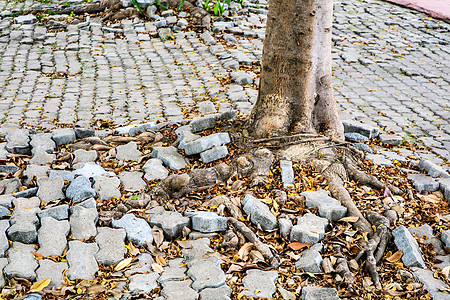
<box><xmin>383</xmin><ymin>290</ymin><xmax>407</xmax><ymax>296</ymax></box>
<box><xmin>32</xmin><ymin>252</ymin><xmax>44</xmax><ymax>260</ymax></box>
<box><xmin>114</xmin><ymin>257</ymin><xmax>132</xmax><ymax>271</ymax></box>
<box><xmin>287</xmin><ymin>242</ymin><xmax>310</xmax><ymax>251</ymax></box>
<box><xmin>86</xmin><ymin>284</ymin><xmax>107</xmax><ymax>294</ymax></box>
<box><xmin>322</xmin><ymin>257</ymin><xmax>334</xmax><ymax>273</ymax></box>
<box><xmin>152</xmin><ymin>227</ymin><xmax>164</xmax><ymax>247</ymax></box>
<box><xmin>182</xmin><ymin>226</ymin><xmax>191</xmax><ymax>238</ymax></box>
<box><xmin>176</xmin><ymin>240</ymin><xmax>192</xmax><ymax>248</ymax></box>
<box><xmin>338</xmin><ymin>216</ymin><xmax>359</xmax><ymax>223</ymax></box>
<box><xmin>249</xmin><ymin>250</ymin><xmax>264</xmax><ymax>262</ymax></box>
<box><xmin>155</xmin><ymin>256</ymin><xmax>167</xmax><ymax>266</ymax></box>
<box><xmin>226</xmin><ymin>264</ymin><xmax>243</xmax><ymax>273</ymax></box>
<box><xmin>127</xmin><ymin>242</ymin><xmax>140</xmax><ymax>256</ymax></box>
<box><xmin>238</xmin><ymin>242</ymin><xmax>253</xmax><ymax>261</ymax></box>
<box><xmin>386</xmin><ymin>250</ymin><xmax>403</xmax><ymax>263</ymax></box>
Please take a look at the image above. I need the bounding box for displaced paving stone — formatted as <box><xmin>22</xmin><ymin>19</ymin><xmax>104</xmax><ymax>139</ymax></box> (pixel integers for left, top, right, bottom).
<box><xmin>119</xmin><ymin>171</ymin><xmax>146</xmax><ymax>192</ymax></box>
<box><xmin>230</xmin><ymin>71</ymin><xmax>253</xmax><ymax>85</ymax></box>
<box><xmin>0</xmin><ymin>206</ymin><xmax>9</xmax><ymax>218</ymax></box>
<box><xmin>190</xmin><ymin>111</ymin><xmax>236</xmax><ymax>133</ymax></box>
<box><xmin>301</xmin><ymin>286</ymin><xmax>339</xmax><ymax>300</ymax></box>
<box><xmin>279</xmin><ymin>218</ymin><xmax>293</xmax><ymax>239</ymax></box>
<box><xmin>182</xmin><ymin>238</ymin><xmax>214</xmax><ymax>262</ymax></box>
<box><xmin>366</xmin><ymin>153</ymin><xmax>394</xmax><ymax>167</ymax></box>
<box><xmin>345</xmin><ymin>132</ymin><xmax>369</xmax><ymax>142</ymax></box>
<box><xmin>342</xmin><ymin>120</ymin><xmax>379</xmax><ymax>139</ymax></box>
<box><xmin>187</xmin><ymin>256</ymin><xmax>226</xmax><ymax>291</ymax></box>
<box><xmin>392</xmin><ymin>225</ymin><xmax>425</xmax><ymax>268</ymax></box>
<box><xmin>0</xmin><ymin>165</ymin><xmax>20</xmax><ymax>174</ymax></box>
<box><xmin>36</xmin><ymin>260</ymin><xmax>68</xmax><ymax>289</ymax></box>
<box><xmin>74</xmin><ymin>128</ymin><xmax>95</xmax><ymax>139</ymax></box>
<box><xmin>66</xmin><ymin>240</ymin><xmax>99</xmax><ymax>280</ymax></box>
<box><xmin>200</xmin><ymin>145</ymin><xmax>229</xmax><ymax>163</ymax></box>
<box><xmin>66</xmin><ymin>176</ymin><xmax>96</xmax><ymax>203</ymax></box>
<box><xmin>12</xmin><ymin>188</ymin><xmax>38</xmax><ymax>198</ymax></box>
<box><xmin>407</xmin><ymin>173</ymin><xmax>439</xmax><ymax>192</ymax></box>
<box><xmin>69</xmin><ymin>205</ymin><xmax>98</xmax><ymax>240</ymax></box>
<box><xmin>197</xmin><ymin>100</ymin><xmax>216</xmax><ymax>114</ymax></box>
<box><xmin>408</xmin><ymin>224</ymin><xmax>445</xmax><ymax>255</ymax></box>
<box><xmin>29</xmin><ymin>149</ymin><xmax>56</xmax><ymax>165</ymax></box>
<box><xmin>161</xmin><ymin>279</ymin><xmax>198</xmax><ymax>299</ymax></box>
<box><xmin>150</xmin><ymin>210</ymin><xmax>190</xmax><ymax>240</ymax></box>
<box><xmin>280</xmin><ymin>160</ymin><xmax>294</xmax><ymax>189</ymax></box>
<box><xmin>30</xmin><ymin>133</ymin><xmax>55</xmax><ymax>154</ymax></box>
<box><xmin>94</xmin><ymin>176</ymin><xmax>121</xmax><ymax>200</ymax></box>
<box><xmin>49</xmin><ymin>170</ymin><xmax>75</xmax><ymax>182</ymax></box>
<box><xmin>37</xmin><ymin>177</ymin><xmax>64</xmax><ymax>203</ymax></box>
<box><xmin>176</xmin><ymin>125</ymin><xmax>201</xmax><ymax>150</ymax></box>
<box><xmin>438</xmin><ymin>178</ymin><xmax>450</xmax><ymax>201</ymax></box>
<box><xmin>73</xmin><ymin>162</ymin><xmax>111</xmax><ymax>178</ymax></box>
<box><xmin>379</xmin><ymin>133</ymin><xmax>403</xmax><ymax>146</ymax></box>
<box><xmin>73</xmin><ymin>149</ymin><xmax>98</xmax><ymax>164</ymax></box>
<box><xmin>38</xmin><ymin>217</ymin><xmax>70</xmax><ymax>257</ymax></box>
<box><xmin>0</xmin><ymin>258</ymin><xmax>7</xmax><ymax>286</ymax></box>
<box><xmin>5</xmin><ymin>129</ymin><xmax>30</xmax><ymax>155</ymax></box>
<box><xmin>143</xmin><ymin>158</ymin><xmax>169</xmax><ymax>181</ymax></box>
<box><xmin>116</xmin><ymin>142</ymin><xmax>143</xmax><ymax>161</ymax></box>
<box><xmin>242</xmin><ymin>269</ymin><xmax>278</xmax><ymax>298</ymax></box>
<box><xmin>190</xmin><ymin>211</ymin><xmax>227</xmax><ymax>233</ymax></box>
<box><xmin>242</xmin><ymin>194</ymin><xmax>277</xmax><ymax>231</ymax></box>
<box><xmin>38</xmin><ymin>204</ymin><xmax>69</xmax><ymax>221</ymax></box>
<box><xmin>52</xmin><ymin>128</ymin><xmax>76</xmax><ymax>146</ymax></box>
<box><xmin>200</xmin><ymin>285</ymin><xmax>232</xmax><ymax>300</ymax></box>
<box><xmin>152</xmin><ymin>146</ymin><xmax>190</xmax><ymax>171</ymax></box>
<box><xmin>8</xmin><ymin>207</ymin><xmax>40</xmax><ymax>244</ymax></box>
<box><xmin>158</xmin><ymin>258</ymin><xmax>187</xmax><ymax>284</ymax></box>
<box><xmin>184</xmin><ymin>133</ymin><xmax>230</xmax><ymax>156</ymax></box>
<box><xmin>353</xmin><ymin>143</ymin><xmax>373</xmax><ymax>153</ymax></box>
<box><xmin>95</xmin><ymin>227</ymin><xmax>126</xmax><ymax>265</ymax></box>
<box><xmin>295</xmin><ymin>248</ymin><xmax>323</xmax><ymax>273</ymax></box>
<box><xmin>4</xmin><ymin>242</ymin><xmax>38</xmax><ymax>280</ymax></box>
<box><xmin>411</xmin><ymin>267</ymin><xmax>449</xmax><ymax>300</ymax></box>
<box><xmin>111</xmin><ymin>214</ymin><xmax>153</xmax><ymax>246</ymax></box>
<box><xmin>71</xmin><ymin>198</ymin><xmax>97</xmax><ymax>210</ymax></box>
<box><xmin>0</xmin><ymin>220</ymin><xmax>9</xmax><ymax>257</ymax></box>
<box><xmin>301</xmin><ymin>189</ymin><xmax>347</xmax><ymax>221</ymax></box>
<box><xmin>0</xmin><ymin>178</ymin><xmax>21</xmax><ymax>194</ymax></box>
<box><xmin>128</xmin><ymin>273</ymin><xmax>160</xmax><ymax>295</ymax></box>
<box><xmin>200</xmin><ymin>30</ymin><xmax>215</xmax><ymax>45</ymax></box>
<box><xmin>442</xmin><ymin>230</ymin><xmax>450</xmax><ymax>248</ymax></box>
<box><xmin>291</xmin><ymin>213</ymin><xmax>329</xmax><ymax>244</ymax></box>
<box><xmin>14</xmin><ymin>14</ymin><xmax>37</xmax><ymax>24</ymax></box>
<box><xmin>418</xmin><ymin>159</ymin><xmax>450</xmax><ymax>178</ymax></box>
<box><xmin>24</xmin><ymin>165</ymin><xmax>49</xmax><ymax>184</ymax></box>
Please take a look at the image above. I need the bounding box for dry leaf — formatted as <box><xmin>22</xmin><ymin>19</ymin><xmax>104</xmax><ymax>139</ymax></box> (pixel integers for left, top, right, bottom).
<box><xmin>442</xmin><ymin>266</ymin><xmax>450</xmax><ymax>278</ymax></box>
<box><xmin>152</xmin><ymin>263</ymin><xmax>164</xmax><ymax>273</ymax></box>
<box><xmin>322</xmin><ymin>257</ymin><xmax>334</xmax><ymax>273</ymax></box>
<box><xmin>29</xmin><ymin>278</ymin><xmax>51</xmax><ymax>292</ymax></box>
<box><xmin>176</xmin><ymin>240</ymin><xmax>192</xmax><ymax>248</ymax></box>
<box><xmin>114</xmin><ymin>257</ymin><xmax>132</xmax><ymax>271</ymax></box>
<box><xmin>32</xmin><ymin>252</ymin><xmax>44</xmax><ymax>260</ymax></box>
<box><xmin>182</xmin><ymin>226</ymin><xmax>191</xmax><ymax>238</ymax></box>
<box><xmin>153</xmin><ymin>227</ymin><xmax>164</xmax><ymax>247</ymax></box>
<box><xmin>127</xmin><ymin>242</ymin><xmax>140</xmax><ymax>256</ymax></box>
<box><xmin>287</xmin><ymin>242</ymin><xmax>310</xmax><ymax>251</ymax></box>
<box><xmin>338</xmin><ymin>216</ymin><xmax>359</xmax><ymax>223</ymax></box>
<box><xmin>386</xmin><ymin>251</ymin><xmax>403</xmax><ymax>263</ymax></box>
<box><xmin>155</xmin><ymin>256</ymin><xmax>166</xmax><ymax>266</ymax></box>
<box><xmin>249</xmin><ymin>250</ymin><xmax>264</xmax><ymax>262</ymax></box>
<box><xmin>238</xmin><ymin>242</ymin><xmax>253</xmax><ymax>260</ymax></box>
<box><xmin>226</xmin><ymin>264</ymin><xmax>243</xmax><ymax>273</ymax></box>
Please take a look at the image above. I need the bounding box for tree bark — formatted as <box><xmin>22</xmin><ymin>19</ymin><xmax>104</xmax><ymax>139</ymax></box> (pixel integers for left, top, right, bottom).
<box><xmin>249</xmin><ymin>0</ymin><xmax>343</xmax><ymax>140</ymax></box>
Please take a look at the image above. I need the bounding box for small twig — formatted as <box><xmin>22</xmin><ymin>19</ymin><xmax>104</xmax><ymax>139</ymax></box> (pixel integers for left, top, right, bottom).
<box><xmin>282</xmin><ymin>137</ymin><xmax>331</xmax><ymax>147</ymax></box>
<box><xmin>251</xmin><ymin>133</ymin><xmax>318</xmax><ymax>143</ymax></box>
<box><xmin>304</xmin><ymin>142</ymin><xmax>349</xmax><ymax>157</ymax></box>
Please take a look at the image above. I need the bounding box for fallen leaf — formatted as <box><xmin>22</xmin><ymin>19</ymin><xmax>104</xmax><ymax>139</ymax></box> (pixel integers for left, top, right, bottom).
<box><xmin>152</xmin><ymin>263</ymin><xmax>164</xmax><ymax>273</ymax></box>
<box><xmin>226</xmin><ymin>264</ymin><xmax>243</xmax><ymax>273</ymax></box>
<box><xmin>386</xmin><ymin>251</ymin><xmax>403</xmax><ymax>263</ymax></box>
<box><xmin>238</xmin><ymin>242</ymin><xmax>253</xmax><ymax>260</ymax></box>
<box><xmin>127</xmin><ymin>242</ymin><xmax>140</xmax><ymax>256</ymax></box>
<box><xmin>442</xmin><ymin>266</ymin><xmax>450</xmax><ymax>278</ymax></box>
<box><xmin>287</xmin><ymin>242</ymin><xmax>310</xmax><ymax>251</ymax></box>
<box><xmin>29</xmin><ymin>278</ymin><xmax>51</xmax><ymax>292</ymax></box>
<box><xmin>338</xmin><ymin>216</ymin><xmax>359</xmax><ymax>223</ymax></box>
<box><xmin>155</xmin><ymin>256</ymin><xmax>166</xmax><ymax>266</ymax></box>
<box><xmin>249</xmin><ymin>250</ymin><xmax>264</xmax><ymax>262</ymax></box>
<box><xmin>32</xmin><ymin>252</ymin><xmax>44</xmax><ymax>260</ymax></box>
<box><xmin>176</xmin><ymin>240</ymin><xmax>192</xmax><ymax>248</ymax></box>
<box><xmin>114</xmin><ymin>257</ymin><xmax>132</xmax><ymax>271</ymax></box>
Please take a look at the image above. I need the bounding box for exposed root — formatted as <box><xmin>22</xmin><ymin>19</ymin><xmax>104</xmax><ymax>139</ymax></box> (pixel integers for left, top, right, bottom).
<box><xmin>333</xmin><ymin>245</ymin><xmax>355</xmax><ymax>288</ymax></box>
<box><xmin>227</xmin><ymin>217</ymin><xmax>281</xmax><ymax>268</ymax></box>
<box><xmin>355</xmin><ymin>211</ymin><xmax>391</xmax><ymax>289</ymax></box>
<box><xmin>222</xmin><ymin>229</ymin><xmax>239</xmax><ymax>251</ymax></box>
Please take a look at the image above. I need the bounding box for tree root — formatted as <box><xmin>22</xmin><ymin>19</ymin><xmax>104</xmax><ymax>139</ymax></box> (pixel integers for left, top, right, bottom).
<box><xmin>333</xmin><ymin>245</ymin><xmax>355</xmax><ymax>288</ymax></box>
<box><xmin>355</xmin><ymin>211</ymin><xmax>391</xmax><ymax>289</ymax></box>
<box><xmin>227</xmin><ymin>217</ymin><xmax>280</xmax><ymax>268</ymax></box>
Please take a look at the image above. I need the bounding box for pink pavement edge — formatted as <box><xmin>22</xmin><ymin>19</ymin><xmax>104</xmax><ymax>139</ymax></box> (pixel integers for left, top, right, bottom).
<box><xmin>384</xmin><ymin>0</ymin><xmax>450</xmax><ymax>23</ymax></box>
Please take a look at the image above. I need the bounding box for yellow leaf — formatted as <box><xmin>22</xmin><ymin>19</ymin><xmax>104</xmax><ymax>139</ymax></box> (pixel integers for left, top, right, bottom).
<box><xmin>152</xmin><ymin>263</ymin><xmax>164</xmax><ymax>273</ymax></box>
<box><xmin>386</xmin><ymin>250</ymin><xmax>403</xmax><ymax>263</ymax></box>
<box><xmin>114</xmin><ymin>257</ymin><xmax>132</xmax><ymax>271</ymax></box>
<box><xmin>255</xmin><ymin>289</ymin><xmax>261</xmax><ymax>294</ymax></box>
<box><xmin>77</xmin><ymin>287</ymin><xmax>83</xmax><ymax>294</ymax></box>
<box><xmin>237</xmin><ymin>293</ymin><xmax>245</xmax><ymax>299</ymax></box>
<box><xmin>338</xmin><ymin>216</ymin><xmax>359</xmax><ymax>223</ymax></box>
<box><xmin>29</xmin><ymin>278</ymin><xmax>51</xmax><ymax>292</ymax></box>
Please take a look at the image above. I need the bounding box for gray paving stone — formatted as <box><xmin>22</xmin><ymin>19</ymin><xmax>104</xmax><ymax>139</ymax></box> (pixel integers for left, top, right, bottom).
<box><xmin>128</xmin><ymin>273</ymin><xmax>160</xmax><ymax>295</ymax></box>
<box><xmin>342</xmin><ymin>120</ymin><xmax>379</xmax><ymax>139</ymax></box>
<box><xmin>38</xmin><ymin>217</ymin><xmax>70</xmax><ymax>257</ymax></box>
<box><xmin>392</xmin><ymin>225</ymin><xmax>425</xmax><ymax>268</ymax></box>
<box><xmin>438</xmin><ymin>178</ymin><xmax>450</xmax><ymax>201</ymax></box>
<box><xmin>187</xmin><ymin>257</ymin><xmax>226</xmax><ymax>291</ymax></box>
<box><xmin>4</xmin><ymin>242</ymin><xmax>38</xmax><ymax>280</ymax></box>
<box><xmin>25</xmin><ymin>165</ymin><xmax>49</xmax><ymax>184</ymax></box>
<box><xmin>0</xmin><ymin>178</ymin><xmax>21</xmax><ymax>195</ymax></box>
<box><xmin>442</xmin><ymin>230</ymin><xmax>450</xmax><ymax>248</ymax></box>
<box><xmin>0</xmin><ymin>165</ymin><xmax>20</xmax><ymax>175</ymax></box>
<box><xmin>411</xmin><ymin>267</ymin><xmax>449</xmax><ymax>300</ymax></box>
<box><xmin>407</xmin><ymin>173</ymin><xmax>439</xmax><ymax>192</ymax></box>
<box><xmin>95</xmin><ymin>227</ymin><xmax>126</xmax><ymax>265</ymax></box>
<box><xmin>94</xmin><ymin>176</ymin><xmax>121</xmax><ymax>200</ymax></box>
<box><xmin>182</xmin><ymin>238</ymin><xmax>214</xmax><ymax>262</ymax></box>
<box><xmin>5</xmin><ymin>129</ymin><xmax>30</xmax><ymax>155</ymax></box>
<box><xmin>190</xmin><ymin>111</ymin><xmax>236</xmax><ymax>133</ymax></box>
<box><xmin>116</xmin><ymin>141</ymin><xmax>143</xmax><ymax>161</ymax></box>
<box><xmin>242</xmin><ymin>269</ymin><xmax>278</xmax><ymax>298</ymax></box>
<box><xmin>74</xmin><ymin>162</ymin><xmax>112</xmax><ymax>178</ymax></box>
<box><xmin>200</xmin><ymin>145</ymin><xmax>229</xmax><ymax>163</ymax></box>
<box><xmin>199</xmin><ymin>285</ymin><xmax>232</xmax><ymax>300</ymax></box>
<box><xmin>69</xmin><ymin>205</ymin><xmax>98</xmax><ymax>240</ymax></box>
<box><xmin>73</xmin><ymin>149</ymin><xmax>98</xmax><ymax>164</ymax></box>
<box><xmin>49</xmin><ymin>170</ymin><xmax>75</xmax><ymax>182</ymax></box>
<box><xmin>418</xmin><ymin>159</ymin><xmax>450</xmax><ymax>178</ymax></box>
<box><xmin>379</xmin><ymin>133</ymin><xmax>403</xmax><ymax>146</ymax></box>
<box><xmin>161</xmin><ymin>279</ymin><xmax>199</xmax><ymax>299</ymax></box>
<box><xmin>280</xmin><ymin>160</ymin><xmax>294</xmax><ymax>189</ymax></box>
<box><xmin>242</xmin><ymin>194</ymin><xmax>277</xmax><ymax>231</ymax></box>
<box><xmin>143</xmin><ymin>158</ymin><xmax>169</xmax><ymax>181</ymax></box>
<box><xmin>38</xmin><ymin>204</ymin><xmax>69</xmax><ymax>220</ymax></box>
<box><xmin>184</xmin><ymin>133</ymin><xmax>230</xmax><ymax>156</ymax></box>
<box><xmin>66</xmin><ymin>240</ymin><xmax>99</xmax><ymax>280</ymax></box>
<box><xmin>290</xmin><ymin>213</ymin><xmax>329</xmax><ymax>244</ymax></box>
<box><xmin>279</xmin><ymin>218</ymin><xmax>293</xmax><ymax>239</ymax></box>
<box><xmin>345</xmin><ymin>132</ymin><xmax>369</xmax><ymax>143</ymax></box>
<box><xmin>230</xmin><ymin>71</ymin><xmax>253</xmax><ymax>85</ymax></box>
<box><xmin>29</xmin><ymin>149</ymin><xmax>55</xmax><ymax>165</ymax></box>
<box><xmin>152</xmin><ymin>146</ymin><xmax>189</xmax><ymax>171</ymax></box>
<box><xmin>30</xmin><ymin>133</ymin><xmax>55</xmax><ymax>154</ymax></box>
<box><xmin>52</xmin><ymin>128</ymin><xmax>76</xmax><ymax>146</ymax></box>
<box><xmin>111</xmin><ymin>214</ymin><xmax>153</xmax><ymax>247</ymax></box>
<box><xmin>295</xmin><ymin>248</ymin><xmax>323</xmax><ymax>273</ymax></box>
<box><xmin>36</xmin><ymin>260</ymin><xmax>68</xmax><ymax>289</ymax></box>
<box><xmin>74</xmin><ymin>128</ymin><xmax>95</xmax><ymax>139</ymax></box>
<box><xmin>119</xmin><ymin>171</ymin><xmax>146</xmax><ymax>192</ymax></box>
<box><xmin>301</xmin><ymin>189</ymin><xmax>347</xmax><ymax>221</ymax></box>
<box><xmin>301</xmin><ymin>286</ymin><xmax>339</xmax><ymax>300</ymax></box>
<box><xmin>37</xmin><ymin>177</ymin><xmax>64</xmax><ymax>203</ymax></box>
<box><xmin>0</xmin><ymin>258</ymin><xmax>7</xmax><ymax>286</ymax></box>
<box><xmin>0</xmin><ymin>220</ymin><xmax>9</xmax><ymax>257</ymax></box>
<box><xmin>66</xmin><ymin>176</ymin><xmax>96</xmax><ymax>203</ymax></box>
<box><xmin>190</xmin><ymin>211</ymin><xmax>227</xmax><ymax>233</ymax></box>
<box><xmin>150</xmin><ymin>210</ymin><xmax>190</xmax><ymax>240</ymax></box>
<box><xmin>14</xmin><ymin>14</ymin><xmax>37</xmax><ymax>24</ymax></box>
<box><xmin>158</xmin><ymin>258</ymin><xmax>187</xmax><ymax>284</ymax></box>
<box><xmin>408</xmin><ymin>224</ymin><xmax>444</xmax><ymax>255</ymax></box>
<box><xmin>8</xmin><ymin>209</ymin><xmax>40</xmax><ymax>244</ymax></box>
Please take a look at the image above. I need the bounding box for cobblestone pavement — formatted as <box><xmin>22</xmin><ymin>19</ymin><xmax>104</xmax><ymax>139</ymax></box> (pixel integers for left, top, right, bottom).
<box><xmin>0</xmin><ymin>0</ymin><xmax>448</xmax><ymax>164</ymax></box>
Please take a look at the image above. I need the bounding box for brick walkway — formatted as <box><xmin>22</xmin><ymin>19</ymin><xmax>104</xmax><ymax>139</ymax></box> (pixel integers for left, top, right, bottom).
<box><xmin>0</xmin><ymin>0</ymin><xmax>448</xmax><ymax>165</ymax></box>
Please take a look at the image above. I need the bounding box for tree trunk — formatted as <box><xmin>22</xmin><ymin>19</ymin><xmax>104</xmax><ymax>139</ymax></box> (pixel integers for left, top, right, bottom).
<box><xmin>248</xmin><ymin>0</ymin><xmax>344</xmax><ymax>140</ymax></box>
